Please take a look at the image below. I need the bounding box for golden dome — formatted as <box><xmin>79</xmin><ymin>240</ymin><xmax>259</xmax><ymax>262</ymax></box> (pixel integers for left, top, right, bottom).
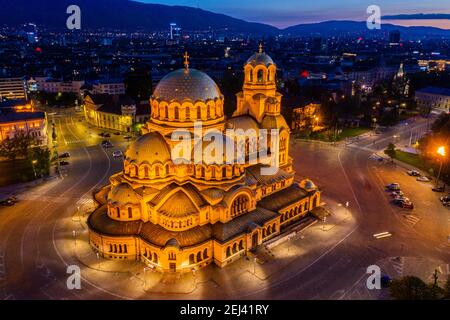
<box><xmin>246</xmin><ymin>52</ymin><xmax>274</xmax><ymax>67</ymax></box>
<box><xmin>159</xmin><ymin>190</ymin><xmax>198</xmax><ymax>218</ymax></box>
<box><xmin>108</xmin><ymin>183</ymin><xmax>140</xmax><ymax>205</ymax></box>
<box><xmin>152</xmin><ymin>68</ymin><xmax>222</xmax><ymax>102</ymax></box>
<box><xmin>125</xmin><ymin>132</ymin><xmax>171</xmax><ymax>165</ymax></box>
<box><xmin>261</xmin><ymin>114</ymin><xmax>289</xmax><ymax>130</ymax></box>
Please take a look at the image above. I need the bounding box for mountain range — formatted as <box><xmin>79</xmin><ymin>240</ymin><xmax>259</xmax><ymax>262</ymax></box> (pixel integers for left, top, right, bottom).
<box><xmin>1</xmin><ymin>0</ymin><xmax>450</xmax><ymax>37</ymax></box>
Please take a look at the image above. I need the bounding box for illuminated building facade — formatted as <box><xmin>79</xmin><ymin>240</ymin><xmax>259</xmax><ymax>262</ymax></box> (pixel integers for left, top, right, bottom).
<box><xmin>87</xmin><ymin>48</ymin><xmax>322</xmax><ymax>273</ymax></box>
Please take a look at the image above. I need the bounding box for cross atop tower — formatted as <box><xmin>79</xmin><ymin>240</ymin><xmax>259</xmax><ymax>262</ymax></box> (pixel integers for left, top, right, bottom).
<box><xmin>258</xmin><ymin>43</ymin><xmax>263</xmax><ymax>53</ymax></box>
<box><xmin>183</xmin><ymin>51</ymin><xmax>190</xmax><ymax>70</ymax></box>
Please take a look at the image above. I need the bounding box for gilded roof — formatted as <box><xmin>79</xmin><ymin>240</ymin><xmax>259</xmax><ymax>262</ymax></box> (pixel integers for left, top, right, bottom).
<box><xmin>158</xmin><ymin>190</ymin><xmax>198</xmax><ymax>218</ymax></box>
<box><xmin>261</xmin><ymin>114</ymin><xmax>289</xmax><ymax>130</ymax></box>
<box><xmin>125</xmin><ymin>132</ymin><xmax>171</xmax><ymax>165</ymax></box>
<box><xmin>246</xmin><ymin>52</ymin><xmax>274</xmax><ymax>67</ymax></box>
<box><xmin>108</xmin><ymin>183</ymin><xmax>140</xmax><ymax>205</ymax></box>
<box><xmin>152</xmin><ymin>68</ymin><xmax>222</xmax><ymax>102</ymax></box>
<box><xmin>227</xmin><ymin>115</ymin><xmax>259</xmax><ymax>133</ymax></box>
<box><xmin>258</xmin><ymin>183</ymin><xmax>309</xmax><ymax>212</ymax></box>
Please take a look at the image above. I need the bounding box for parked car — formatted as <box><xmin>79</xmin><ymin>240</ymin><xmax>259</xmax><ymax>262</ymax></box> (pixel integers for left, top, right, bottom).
<box><xmin>0</xmin><ymin>197</ymin><xmax>17</xmax><ymax>206</ymax></box>
<box><xmin>124</xmin><ymin>135</ymin><xmax>132</xmax><ymax>140</ymax></box>
<box><xmin>101</xmin><ymin>140</ymin><xmax>113</xmax><ymax>148</ymax></box>
<box><xmin>103</xmin><ymin>133</ymin><xmax>111</xmax><ymax>138</ymax></box>
<box><xmin>440</xmin><ymin>195</ymin><xmax>450</xmax><ymax>203</ymax></box>
<box><xmin>390</xmin><ymin>191</ymin><xmax>404</xmax><ymax>198</ymax></box>
<box><xmin>432</xmin><ymin>186</ymin><xmax>445</xmax><ymax>193</ymax></box>
<box><xmin>113</xmin><ymin>132</ymin><xmax>121</xmax><ymax>136</ymax></box>
<box><xmin>58</xmin><ymin>152</ymin><xmax>70</xmax><ymax>158</ymax></box>
<box><xmin>407</xmin><ymin>170</ymin><xmax>420</xmax><ymax>177</ymax></box>
<box><xmin>386</xmin><ymin>183</ymin><xmax>400</xmax><ymax>191</ymax></box>
<box><xmin>59</xmin><ymin>161</ymin><xmax>70</xmax><ymax>166</ymax></box>
<box><xmin>112</xmin><ymin>150</ymin><xmax>123</xmax><ymax>158</ymax></box>
<box><xmin>400</xmin><ymin>200</ymin><xmax>414</xmax><ymax>209</ymax></box>
<box><xmin>417</xmin><ymin>176</ymin><xmax>431</xmax><ymax>182</ymax></box>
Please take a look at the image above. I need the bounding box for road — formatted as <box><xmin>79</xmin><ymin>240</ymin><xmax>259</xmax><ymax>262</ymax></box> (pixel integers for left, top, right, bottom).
<box><xmin>0</xmin><ymin>112</ymin><xmax>449</xmax><ymax>299</ymax></box>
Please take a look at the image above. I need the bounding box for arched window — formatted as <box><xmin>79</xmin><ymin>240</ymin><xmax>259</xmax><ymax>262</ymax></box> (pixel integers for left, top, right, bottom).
<box><xmin>257</xmin><ymin>69</ymin><xmax>264</xmax><ymax>82</ymax></box>
<box><xmin>155</xmin><ymin>166</ymin><xmax>160</xmax><ymax>177</ymax></box>
<box><xmin>197</xmin><ymin>106</ymin><xmax>202</xmax><ymax>120</ymax></box>
<box><xmin>109</xmin><ymin>244</ymin><xmax>113</xmax><ymax>252</ymax></box>
<box><xmin>222</xmin><ymin>167</ymin><xmax>227</xmax><ymax>179</ymax></box>
<box><xmin>196</xmin><ymin>251</ymin><xmax>202</xmax><ymax>262</ymax></box>
<box><xmin>231</xmin><ymin>195</ymin><xmax>249</xmax><ymax>218</ymax></box>
<box><xmin>239</xmin><ymin>240</ymin><xmax>244</xmax><ymax>250</ymax></box>
<box><xmin>189</xmin><ymin>254</ymin><xmax>195</xmax><ymax>264</ymax></box>
<box><xmin>144</xmin><ymin>166</ymin><xmax>149</xmax><ymax>178</ymax></box>
<box><xmin>153</xmin><ymin>253</ymin><xmax>158</xmax><ymax>263</ymax></box>
<box><xmin>164</xmin><ymin>105</ymin><xmax>168</xmax><ymax>120</ymax></box>
<box><xmin>118</xmin><ymin>244</ymin><xmax>122</xmax><ymax>253</ymax></box>
<box><xmin>123</xmin><ymin>244</ymin><xmax>128</xmax><ymax>254</ymax></box>
<box><xmin>232</xmin><ymin>243</ymin><xmax>237</xmax><ymax>254</ymax></box>
<box><xmin>249</xmin><ymin>70</ymin><xmax>253</xmax><ymax>82</ymax></box>
<box><xmin>113</xmin><ymin>244</ymin><xmax>117</xmax><ymax>253</ymax></box>
<box><xmin>226</xmin><ymin>247</ymin><xmax>231</xmax><ymax>258</ymax></box>
<box><xmin>185</xmin><ymin>106</ymin><xmax>190</xmax><ymax>120</ymax></box>
<box><xmin>128</xmin><ymin>207</ymin><xmax>132</xmax><ymax>219</ymax></box>
<box><xmin>203</xmin><ymin>248</ymin><xmax>208</xmax><ymax>259</ymax></box>
<box><xmin>168</xmin><ymin>252</ymin><xmax>176</xmax><ymax>261</ymax></box>
<box><xmin>201</xmin><ymin>166</ymin><xmax>206</xmax><ymax>178</ymax></box>
<box><xmin>211</xmin><ymin>167</ymin><xmax>216</xmax><ymax>180</ymax></box>
<box><xmin>165</xmin><ymin>164</ymin><xmax>170</xmax><ymax>176</ymax></box>
<box><xmin>116</xmin><ymin>208</ymin><xmax>120</xmax><ymax>218</ymax></box>
<box><xmin>174</xmin><ymin>106</ymin><xmax>179</xmax><ymax>119</ymax></box>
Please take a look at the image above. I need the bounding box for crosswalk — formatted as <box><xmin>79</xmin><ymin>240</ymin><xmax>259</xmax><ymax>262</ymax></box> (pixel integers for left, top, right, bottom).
<box><xmin>403</xmin><ymin>214</ymin><xmax>420</xmax><ymax>226</ymax></box>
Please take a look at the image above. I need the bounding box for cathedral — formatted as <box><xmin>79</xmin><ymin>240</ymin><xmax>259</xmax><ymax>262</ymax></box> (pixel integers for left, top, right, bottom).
<box><xmin>87</xmin><ymin>47</ymin><xmax>322</xmax><ymax>273</ymax></box>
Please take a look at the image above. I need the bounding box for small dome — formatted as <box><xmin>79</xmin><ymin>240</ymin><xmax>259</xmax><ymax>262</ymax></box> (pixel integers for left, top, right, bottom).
<box><xmin>153</xmin><ymin>68</ymin><xmax>222</xmax><ymax>102</ymax></box>
<box><xmin>304</xmin><ymin>179</ymin><xmax>318</xmax><ymax>192</ymax></box>
<box><xmin>108</xmin><ymin>183</ymin><xmax>140</xmax><ymax>205</ymax></box>
<box><xmin>261</xmin><ymin>114</ymin><xmax>289</xmax><ymax>130</ymax></box>
<box><xmin>125</xmin><ymin>132</ymin><xmax>171</xmax><ymax>165</ymax></box>
<box><xmin>165</xmin><ymin>238</ymin><xmax>180</xmax><ymax>249</ymax></box>
<box><xmin>246</xmin><ymin>52</ymin><xmax>274</xmax><ymax>67</ymax></box>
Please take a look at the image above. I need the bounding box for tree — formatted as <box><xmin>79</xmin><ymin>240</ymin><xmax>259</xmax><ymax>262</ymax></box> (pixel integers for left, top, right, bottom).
<box><xmin>0</xmin><ymin>131</ymin><xmax>35</xmax><ymax>160</ymax></box>
<box><xmin>384</xmin><ymin>143</ymin><xmax>397</xmax><ymax>162</ymax></box>
<box><xmin>390</xmin><ymin>276</ymin><xmax>433</xmax><ymax>300</ymax></box>
<box><xmin>28</xmin><ymin>147</ymin><xmax>51</xmax><ymax>178</ymax></box>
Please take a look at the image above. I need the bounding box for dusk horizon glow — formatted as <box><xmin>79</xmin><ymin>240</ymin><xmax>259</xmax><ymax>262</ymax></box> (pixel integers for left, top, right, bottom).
<box><xmin>136</xmin><ymin>0</ymin><xmax>450</xmax><ymax>28</ymax></box>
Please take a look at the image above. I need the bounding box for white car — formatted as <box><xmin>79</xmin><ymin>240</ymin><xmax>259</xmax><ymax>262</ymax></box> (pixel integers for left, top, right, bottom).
<box><xmin>112</xmin><ymin>150</ymin><xmax>123</xmax><ymax>158</ymax></box>
<box><xmin>386</xmin><ymin>183</ymin><xmax>400</xmax><ymax>191</ymax></box>
<box><xmin>416</xmin><ymin>176</ymin><xmax>431</xmax><ymax>182</ymax></box>
<box><xmin>407</xmin><ymin>170</ymin><xmax>420</xmax><ymax>177</ymax></box>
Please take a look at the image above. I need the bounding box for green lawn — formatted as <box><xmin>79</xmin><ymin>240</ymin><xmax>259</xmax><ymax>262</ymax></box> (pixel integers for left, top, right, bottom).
<box><xmin>393</xmin><ymin>150</ymin><xmax>429</xmax><ymax>172</ymax></box>
<box><xmin>337</xmin><ymin>127</ymin><xmax>371</xmax><ymax>140</ymax></box>
<box><xmin>0</xmin><ymin>159</ymin><xmax>35</xmax><ymax>187</ymax></box>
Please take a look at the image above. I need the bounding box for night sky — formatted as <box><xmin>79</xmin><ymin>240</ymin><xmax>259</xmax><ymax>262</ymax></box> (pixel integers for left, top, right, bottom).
<box><xmin>136</xmin><ymin>0</ymin><xmax>450</xmax><ymax>28</ymax></box>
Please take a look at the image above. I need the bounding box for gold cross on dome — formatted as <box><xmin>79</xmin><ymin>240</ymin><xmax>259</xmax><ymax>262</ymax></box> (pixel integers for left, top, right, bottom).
<box><xmin>183</xmin><ymin>51</ymin><xmax>190</xmax><ymax>70</ymax></box>
<box><xmin>258</xmin><ymin>43</ymin><xmax>263</xmax><ymax>53</ymax></box>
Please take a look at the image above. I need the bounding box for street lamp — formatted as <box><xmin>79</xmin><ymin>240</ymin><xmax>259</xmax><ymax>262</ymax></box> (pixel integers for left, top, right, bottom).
<box><xmin>31</xmin><ymin>159</ymin><xmax>38</xmax><ymax>179</ymax></box>
<box><xmin>436</xmin><ymin>146</ymin><xmax>446</xmax><ymax>188</ymax></box>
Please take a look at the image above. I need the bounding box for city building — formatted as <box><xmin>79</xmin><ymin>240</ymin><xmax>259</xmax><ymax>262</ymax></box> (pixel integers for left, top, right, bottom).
<box><xmin>83</xmin><ymin>94</ymin><xmax>149</xmax><ymax>132</ymax></box>
<box><xmin>0</xmin><ymin>111</ymin><xmax>47</xmax><ymax>146</ymax></box>
<box><xmin>34</xmin><ymin>77</ymin><xmax>85</xmax><ymax>96</ymax></box>
<box><xmin>0</xmin><ymin>77</ymin><xmax>27</xmax><ymax>100</ymax></box>
<box><xmin>415</xmin><ymin>87</ymin><xmax>450</xmax><ymax>113</ymax></box>
<box><xmin>92</xmin><ymin>80</ymin><xmax>126</xmax><ymax>95</ymax></box>
<box><xmin>0</xmin><ymin>99</ymin><xmax>34</xmax><ymax>113</ymax></box>
<box><xmin>291</xmin><ymin>102</ymin><xmax>321</xmax><ymax>132</ymax></box>
<box><xmin>87</xmin><ymin>49</ymin><xmax>323</xmax><ymax>273</ymax></box>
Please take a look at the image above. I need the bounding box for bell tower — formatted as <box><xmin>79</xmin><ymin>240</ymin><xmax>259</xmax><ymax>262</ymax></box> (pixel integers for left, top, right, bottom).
<box><xmin>234</xmin><ymin>43</ymin><xmax>281</xmax><ymax>123</ymax></box>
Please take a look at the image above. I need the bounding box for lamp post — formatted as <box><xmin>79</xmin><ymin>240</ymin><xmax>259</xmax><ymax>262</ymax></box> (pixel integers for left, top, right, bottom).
<box><xmin>31</xmin><ymin>159</ymin><xmax>38</xmax><ymax>179</ymax></box>
<box><xmin>436</xmin><ymin>146</ymin><xmax>446</xmax><ymax>188</ymax></box>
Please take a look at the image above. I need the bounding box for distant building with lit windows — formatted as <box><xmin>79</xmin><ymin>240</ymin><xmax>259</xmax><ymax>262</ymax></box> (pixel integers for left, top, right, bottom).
<box><xmin>0</xmin><ymin>111</ymin><xmax>47</xmax><ymax>146</ymax></box>
<box><xmin>87</xmin><ymin>48</ymin><xmax>324</xmax><ymax>273</ymax></box>
<box><xmin>0</xmin><ymin>77</ymin><xmax>27</xmax><ymax>100</ymax></box>
<box><xmin>415</xmin><ymin>87</ymin><xmax>450</xmax><ymax>113</ymax></box>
